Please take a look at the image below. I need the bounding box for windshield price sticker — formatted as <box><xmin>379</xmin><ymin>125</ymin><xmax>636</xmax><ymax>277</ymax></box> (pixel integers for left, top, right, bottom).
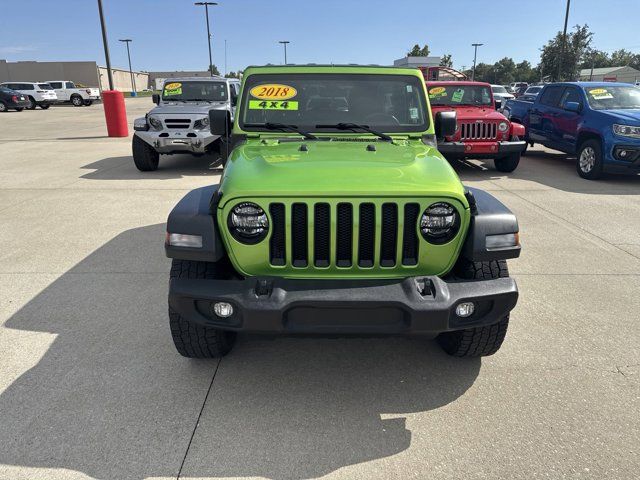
<box><xmin>164</xmin><ymin>82</ymin><xmax>183</xmax><ymax>96</ymax></box>
<box><xmin>451</xmin><ymin>89</ymin><xmax>464</xmax><ymax>103</ymax></box>
<box><xmin>428</xmin><ymin>87</ymin><xmax>447</xmax><ymax>98</ymax></box>
<box><xmin>588</xmin><ymin>88</ymin><xmax>613</xmax><ymax>100</ymax></box>
<box><xmin>249</xmin><ymin>100</ymin><xmax>299</xmax><ymax>110</ymax></box>
<box><xmin>250</xmin><ymin>84</ymin><xmax>297</xmax><ymax>100</ymax></box>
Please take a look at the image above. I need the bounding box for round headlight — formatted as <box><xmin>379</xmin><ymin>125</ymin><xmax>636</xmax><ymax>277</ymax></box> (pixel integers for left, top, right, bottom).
<box><xmin>420</xmin><ymin>202</ymin><xmax>460</xmax><ymax>244</ymax></box>
<box><xmin>498</xmin><ymin>121</ymin><xmax>509</xmax><ymax>133</ymax></box>
<box><xmin>228</xmin><ymin>202</ymin><xmax>269</xmax><ymax>244</ymax></box>
<box><xmin>148</xmin><ymin>115</ymin><xmax>162</xmax><ymax>130</ymax></box>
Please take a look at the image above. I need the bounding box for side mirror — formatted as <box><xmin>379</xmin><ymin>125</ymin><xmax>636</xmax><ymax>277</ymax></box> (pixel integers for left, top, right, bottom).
<box><xmin>435</xmin><ymin>111</ymin><xmax>457</xmax><ymax>138</ymax></box>
<box><xmin>152</xmin><ymin>93</ymin><xmax>160</xmax><ymax>105</ymax></box>
<box><xmin>564</xmin><ymin>101</ymin><xmax>581</xmax><ymax>113</ymax></box>
<box><xmin>209</xmin><ymin>109</ymin><xmax>231</xmax><ymax>136</ymax></box>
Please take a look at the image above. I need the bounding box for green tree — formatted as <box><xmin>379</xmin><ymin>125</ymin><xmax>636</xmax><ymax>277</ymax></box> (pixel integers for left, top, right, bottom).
<box><xmin>208</xmin><ymin>64</ymin><xmax>220</xmax><ymax>76</ymax></box>
<box><xmin>225</xmin><ymin>70</ymin><xmax>243</xmax><ymax>79</ymax></box>
<box><xmin>440</xmin><ymin>54</ymin><xmax>453</xmax><ymax>67</ymax></box>
<box><xmin>610</xmin><ymin>49</ymin><xmax>640</xmax><ymax>69</ymax></box>
<box><xmin>407</xmin><ymin>44</ymin><xmax>430</xmax><ymax>57</ymax></box>
<box><xmin>579</xmin><ymin>49</ymin><xmax>612</xmax><ymax>70</ymax></box>
<box><xmin>540</xmin><ymin>24</ymin><xmax>593</xmax><ymax>81</ymax></box>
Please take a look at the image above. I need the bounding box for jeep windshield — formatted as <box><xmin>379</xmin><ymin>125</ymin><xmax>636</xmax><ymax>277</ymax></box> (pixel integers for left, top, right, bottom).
<box><xmin>428</xmin><ymin>85</ymin><xmax>493</xmax><ymax>106</ymax></box>
<box><xmin>585</xmin><ymin>86</ymin><xmax>640</xmax><ymax>110</ymax></box>
<box><xmin>162</xmin><ymin>81</ymin><xmax>228</xmax><ymax>102</ymax></box>
<box><xmin>240</xmin><ymin>73</ymin><xmax>429</xmax><ymax>134</ymax></box>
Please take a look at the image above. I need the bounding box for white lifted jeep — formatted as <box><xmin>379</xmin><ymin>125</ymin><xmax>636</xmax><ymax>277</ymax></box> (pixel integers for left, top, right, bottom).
<box><xmin>132</xmin><ymin>76</ymin><xmax>240</xmax><ymax>171</ymax></box>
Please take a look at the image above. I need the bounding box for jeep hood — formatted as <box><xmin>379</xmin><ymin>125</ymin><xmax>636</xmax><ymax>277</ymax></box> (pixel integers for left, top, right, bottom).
<box><xmin>151</xmin><ymin>102</ymin><xmax>227</xmax><ymax>116</ymax></box>
<box><xmin>219</xmin><ymin>140</ymin><xmax>467</xmax><ymax>204</ymax></box>
<box><xmin>430</xmin><ymin>105</ymin><xmax>506</xmax><ymax>121</ymax></box>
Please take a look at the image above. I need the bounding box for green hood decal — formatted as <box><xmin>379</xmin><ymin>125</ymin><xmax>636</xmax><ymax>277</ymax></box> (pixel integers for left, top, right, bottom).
<box><xmin>219</xmin><ymin>140</ymin><xmax>468</xmax><ymax>205</ymax></box>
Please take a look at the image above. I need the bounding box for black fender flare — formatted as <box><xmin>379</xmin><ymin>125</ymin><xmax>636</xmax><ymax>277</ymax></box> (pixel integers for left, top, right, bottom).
<box><xmin>462</xmin><ymin>187</ymin><xmax>521</xmax><ymax>262</ymax></box>
<box><xmin>165</xmin><ymin>185</ymin><xmax>224</xmax><ymax>263</ymax></box>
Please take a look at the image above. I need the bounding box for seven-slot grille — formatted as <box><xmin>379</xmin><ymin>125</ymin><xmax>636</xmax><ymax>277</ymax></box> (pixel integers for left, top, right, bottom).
<box><xmin>164</xmin><ymin>118</ymin><xmax>191</xmax><ymax>129</ymax></box>
<box><xmin>268</xmin><ymin>202</ymin><xmax>421</xmax><ymax>269</ymax></box>
<box><xmin>459</xmin><ymin>121</ymin><xmax>498</xmax><ymax>140</ymax></box>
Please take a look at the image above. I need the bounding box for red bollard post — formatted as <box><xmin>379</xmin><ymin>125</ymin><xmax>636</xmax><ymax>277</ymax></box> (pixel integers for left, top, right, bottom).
<box><xmin>102</xmin><ymin>90</ymin><xmax>128</xmax><ymax>137</ymax></box>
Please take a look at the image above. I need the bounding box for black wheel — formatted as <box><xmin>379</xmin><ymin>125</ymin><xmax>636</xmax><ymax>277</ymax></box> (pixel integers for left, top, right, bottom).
<box><xmin>132</xmin><ymin>135</ymin><xmax>160</xmax><ymax>171</ymax></box>
<box><xmin>494</xmin><ymin>152</ymin><xmax>520</xmax><ymax>172</ymax></box>
<box><xmin>83</xmin><ymin>99</ymin><xmax>93</xmax><ymax>106</ymax></box>
<box><xmin>577</xmin><ymin>139</ymin><xmax>604</xmax><ymax>180</ymax></box>
<box><xmin>40</xmin><ymin>103</ymin><xmax>50</xmax><ymax>110</ymax></box>
<box><xmin>26</xmin><ymin>96</ymin><xmax>37</xmax><ymax>110</ymax></box>
<box><xmin>0</xmin><ymin>101</ymin><xmax>7</xmax><ymax>112</ymax></box>
<box><xmin>169</xmin><ymin>259</ymin><xmax>237</xmax><ymax>358</ymax></box>
<box><xmin>71</xmin><ymin>94</ymin><xmax>83</xmax><ymax>107</ymax></box>
<box><xmin>15</xmin><ymin>107</ymin><xmax>24</xmax><ymax>112</ymax></box>
<box><xmin>437</xmin><ymin>259</ymin><xmax>510</xmax><ymax>357</ymax></box>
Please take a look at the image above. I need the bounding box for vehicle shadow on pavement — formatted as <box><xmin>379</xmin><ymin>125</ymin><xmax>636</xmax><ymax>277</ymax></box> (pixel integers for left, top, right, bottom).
<box><xmin>452</xmin><ymin>151</ymin><xmax>640</xmax><ymax>195</ymax></box>
<box><xmin>80</xmin><ymin>155</ymin><xmax>223</xmax><ymax>181</ymax></box>
<box><xmin>181</xmin><ymin>335</ymin><xmax>481</xmax><ymax>479</ymax></box>
<box><xmin>0</xmin><ymin>224</ymin><xmax>480</xmax><ymax>480</ymax></box>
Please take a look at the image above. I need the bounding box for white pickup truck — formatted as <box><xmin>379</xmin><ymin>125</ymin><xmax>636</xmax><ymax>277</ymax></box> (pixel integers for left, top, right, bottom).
<box><xmin>46</xmin><ymin>81</ymin><xmax>101</xmax><ymax>107</ymax></box>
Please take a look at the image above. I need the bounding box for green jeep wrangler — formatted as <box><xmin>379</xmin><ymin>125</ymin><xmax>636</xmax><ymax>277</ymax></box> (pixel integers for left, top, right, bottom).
<box><xmin>165</xmin><ymin>65</ymin><xmax>521</xmax><ymax>358</ymax></box>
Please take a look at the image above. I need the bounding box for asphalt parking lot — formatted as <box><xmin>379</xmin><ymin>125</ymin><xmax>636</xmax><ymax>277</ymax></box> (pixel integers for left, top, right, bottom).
<box><xmin>0</xmin><ymin>97</ymin><xmax>639</xmax><ymax>480</ymax></box>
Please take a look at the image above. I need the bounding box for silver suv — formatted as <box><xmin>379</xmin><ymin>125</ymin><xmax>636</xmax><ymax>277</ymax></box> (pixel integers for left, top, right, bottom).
<box><xmin>132</xmin><ymin>76</ymin><xmax>240</xmax><ymax>171</ymax></box>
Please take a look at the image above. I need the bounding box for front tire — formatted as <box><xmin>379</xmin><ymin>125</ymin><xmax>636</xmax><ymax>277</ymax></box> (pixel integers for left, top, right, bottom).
<box><xmin>577</xmin><ymin>139</ymin><xmax>604</xmax><ymax>180</ymax></box>
<box><xmin>39</xmin><ymin>103</ymin><xmax>50</xmax><ymax>110</ymax></box>
<box><xmin>437</xmin><ymin>260</ymin><xmax>510</xmax><ymax>357</ymax></box>
<box><xmin>169</xmin><ymin>259</ymin><xmax>237</xmax><ymax>358</ymax></box>
<box><xmin>494</xmin><ymin>152</ymin><xmax>520</xmax><ymax>172</ymax></box>
<box><xmin>71</xmin><ymin>94</ymin><xmax>83</xmax><ymax>107</ymax></box>
<box><xmin>132</xmin><ymin>135</ymin><xmax>160</xmax><ymax>171</ymax></box>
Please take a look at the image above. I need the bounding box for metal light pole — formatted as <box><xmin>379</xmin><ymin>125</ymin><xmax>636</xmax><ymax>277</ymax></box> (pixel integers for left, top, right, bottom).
<box><xmin>279</xmin><ymin>41</ymin><xmax>290</xmax><ymax>65</ymax></box>
<box><xmin>557</xmin><ymin>0</ymin><xmax>571</xmax><ymax>81</ymax></box>
<box><xmin>195</xmin><ymin>2</ymin><xmax>218</xmax><ymax>76</ymax></box>
<box><xmin>118</xmin><ymin>39</ymin><xmax>135</xmax><ymax>95</ymax></box>
<box><xmin>97</xmin><ymin>0</ymin><xmax>114</xmax><ymax>90</ymax></box>
<box><xmin>471</xmin><ymin>43</ymin><xmax>483</xmax><ymax>81</ymax></box>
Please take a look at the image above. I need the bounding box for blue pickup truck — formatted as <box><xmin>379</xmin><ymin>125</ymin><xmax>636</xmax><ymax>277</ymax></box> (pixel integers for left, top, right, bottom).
<box><xmin>503</xmin><ymin>82</ymin><xmax>640</xmax><ymax>179</ymax></box>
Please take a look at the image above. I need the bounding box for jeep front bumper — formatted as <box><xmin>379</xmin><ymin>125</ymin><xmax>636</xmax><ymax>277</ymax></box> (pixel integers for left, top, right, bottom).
<box><xmin>168</xmin><ymin>275</ymin><xmax>518</xmax><ymax>335</ymax></box>
<box><xmin>438</xmin><ymin>140</ymin><xmax>526</xmax><ymax>158</ymax></box>
<box><xmin>134</xmin><ymin>130</ymin><xmax>220</xmax><ymax>154</ymax></box>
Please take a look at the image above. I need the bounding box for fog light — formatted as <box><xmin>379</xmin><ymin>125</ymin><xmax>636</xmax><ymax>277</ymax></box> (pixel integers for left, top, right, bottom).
<box><xmin>213</xmin><ymin>302</ymin><xmax>234</xmax><ymax>318</ymax></box>
<box><xmin>456</xmin><ymin>302</ymin><xmax>475</xmax><ymax>318</ymax></box>
<box><xmin>167</xmin><ymin>233</ymin><xmax>203</xmax><ymax>248</ymax></box>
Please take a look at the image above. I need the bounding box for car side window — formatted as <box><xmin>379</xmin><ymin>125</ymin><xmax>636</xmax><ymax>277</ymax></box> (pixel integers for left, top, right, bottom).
<box><xmin>65</xmin><ymin>82</ymin><xmax>75</xmax><ymax>89</ymax></box>
<box><xmin>50</xmin><ymin>82</ymin><xmax>62</xmax><ymax>89</ymax></box>
<box><xmin>539</xmin><ymin>86</ymin><xmax>564</xmax><ymax>107</ymax></box>
<box><xmin>560</xmin><ymin>88</ymin><xmax>582</xmax><ymax>108</ymax></box>
<box><xmin>22</xmin><ymin>83</ymin><xmax>34</xmax><ymax>90</ymax></box>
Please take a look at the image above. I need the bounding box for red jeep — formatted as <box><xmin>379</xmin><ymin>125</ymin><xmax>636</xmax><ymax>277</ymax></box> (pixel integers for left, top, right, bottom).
<box><xmin>427</xmin><ymin>81</ymin><xmax>526</xmax><ymax>172</ymax></box>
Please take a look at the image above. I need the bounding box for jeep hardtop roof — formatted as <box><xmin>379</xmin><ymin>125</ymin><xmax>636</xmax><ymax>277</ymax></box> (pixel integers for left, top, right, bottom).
<box><xmin>162</xmin><ymin>76</ymin><xmax>236</xmax><ymax>83</ymax></box>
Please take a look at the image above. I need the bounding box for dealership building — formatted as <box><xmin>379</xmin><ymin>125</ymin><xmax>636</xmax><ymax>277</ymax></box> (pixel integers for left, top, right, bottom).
<box><xmin>0</xmin><ymin>59</ymin><xmax>148</xmax><ymax>92</ymax></box>
<box><xmin>578</xmin><ymin>66</ymin><xmax>640</xmax><ymax>83</ymax></box>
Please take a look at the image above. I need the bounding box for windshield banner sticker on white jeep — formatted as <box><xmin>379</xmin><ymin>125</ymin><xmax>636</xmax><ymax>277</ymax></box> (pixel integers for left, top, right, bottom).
<box><xmin>250</xmin><ymin>84</ymin><xmax>298</xmax><ymax>101</ymax></box>
<box><xmin>249</xmin><ymin>100</ymin><xmax>299</xmax><ymax>110</ymax></box>
<box><xmin>588</xmin><ymin>88</ymin><xmax>613</xmax><ymax>100</ymax></box>
<box><xmin>164</xmin><ymin>82</ymin><xmax>183</xmax><ymax>96</ymax></box>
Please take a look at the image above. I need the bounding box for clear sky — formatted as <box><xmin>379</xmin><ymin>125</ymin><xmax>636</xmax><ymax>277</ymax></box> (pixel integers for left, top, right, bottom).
<box><xmin>0</xmin><ymin>0</ymin><xmax>638</xmax><ymax>74</ymax></box>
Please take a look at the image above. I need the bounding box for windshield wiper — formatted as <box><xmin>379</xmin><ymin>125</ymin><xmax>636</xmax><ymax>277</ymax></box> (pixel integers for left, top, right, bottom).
<box><xmin>244</xmin><ymin>122</ymin><xmax>318</xmax><ymax>140</ymax></box>
<box><xmin>315</xmin><ymin>123</ymin><xmax>393</xmax><ymax>142</ymax></box>
<box><xmin>189</xmin><ymin>98</ymin><xmax>212</xmax><ymax>103</ymax></box>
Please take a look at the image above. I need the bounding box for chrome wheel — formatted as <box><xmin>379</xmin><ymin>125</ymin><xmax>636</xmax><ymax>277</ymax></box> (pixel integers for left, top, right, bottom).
<box><xmin>71</xmin><ymin>96</ymin><xmax>83</xmax><ymax>106</ymax></box>
<box><xmin>579</xmin><ymin>146</ymin><xmax>596</xmax><ymax>173</ymax></box>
